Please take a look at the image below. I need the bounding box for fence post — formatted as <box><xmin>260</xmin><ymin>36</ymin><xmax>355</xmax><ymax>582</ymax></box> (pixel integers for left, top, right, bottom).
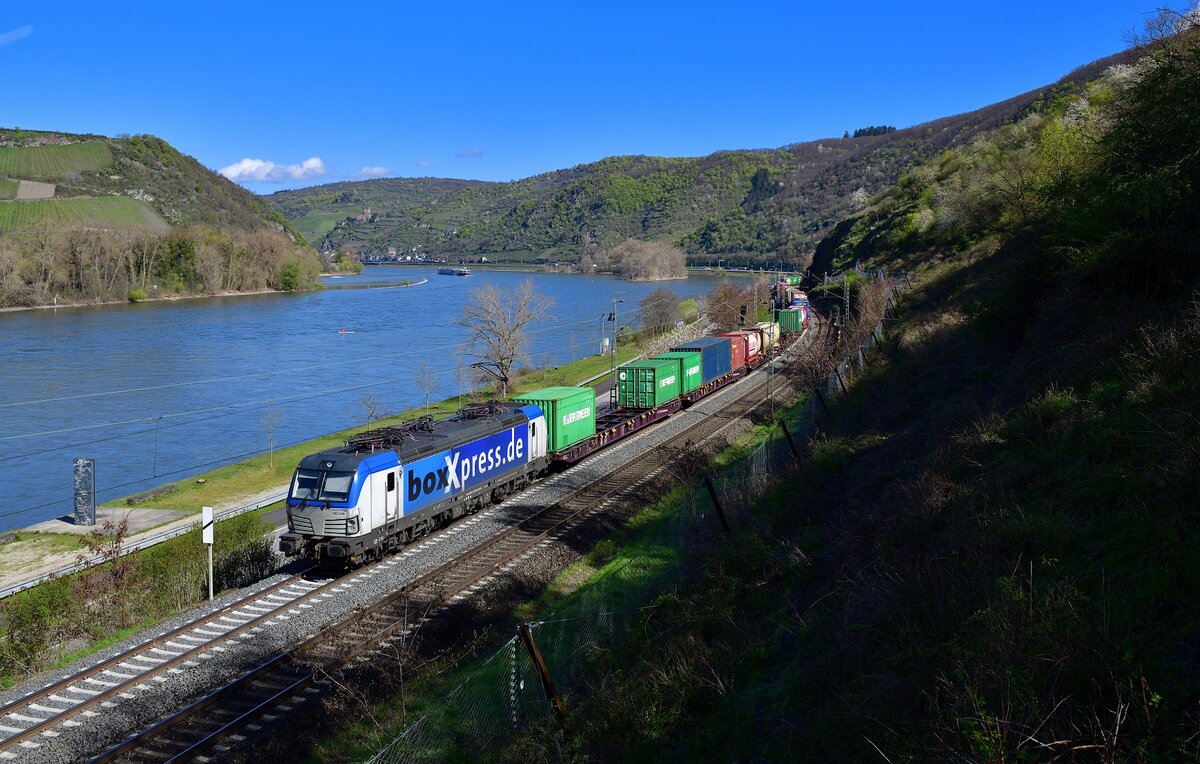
<box><xmin>834</xmin><ymin>365</ymin><xmax>849</xmax><ymax>395</ymax></box>
<box><xmin>518</xmin><ymin>623</ymin><xmax>569</xmax><ymax>732</ymax></box>
<box><xmin>703</xmin><ymin>476</ymin><xmax>732</xmax><ymax>534</ymax></box>
<box><xmin>813</xmin><ymin>387</ymin><xmax>833</xmax><ymax>428</ymax></box>
<box><xmin>779</xmin><ymin>421</ymin><xmax>799</xmax><ymax>458</ymax></box>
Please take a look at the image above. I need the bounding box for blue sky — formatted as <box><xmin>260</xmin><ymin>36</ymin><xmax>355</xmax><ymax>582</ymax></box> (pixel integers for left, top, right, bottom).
<box><xmin>0</xmin><ymin>1</ymin><xmax>1162</xmax><ymax>193</ymax></box>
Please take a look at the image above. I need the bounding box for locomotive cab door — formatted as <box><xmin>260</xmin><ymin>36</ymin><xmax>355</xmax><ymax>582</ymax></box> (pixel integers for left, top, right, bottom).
<box><xmin>385</xmin><ymin>468</ymin><xmax>399</xmax><ymax>520</ymax></box>
<box><xmin>528</xmin><ymin>418</ymin><xmax>547</xmax><ymax>461</ymax></box>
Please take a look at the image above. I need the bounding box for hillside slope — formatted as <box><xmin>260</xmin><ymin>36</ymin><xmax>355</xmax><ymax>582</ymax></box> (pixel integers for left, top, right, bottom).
<box><xmin>0</xmin><ymin>129</ymin><xmax>321</xmax><ymax>308</ymax></box>
<box><xmin>547</xmin><ymin>24</ymin><xmax>1200</xmax><ymax>760</ymax></box>
<box><xmin>0</xmin><ymin>128</ymin><xmax>301</xmax><ymax>238</ymax></box>
<box><xmin>270</xmin><ymin>48</ymin><xmax>1136</xmax><ymax>266</ymax></box>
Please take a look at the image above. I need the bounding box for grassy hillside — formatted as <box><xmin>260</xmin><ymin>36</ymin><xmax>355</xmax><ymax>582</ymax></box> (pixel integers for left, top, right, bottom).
<box><xmin>540</xmin><ymin>22</ymin><xmax>1200</xmax><ymax>760</ymax></box>
<box><xmin>0</xmin><ymin>128</ymin><xmax>323</xmax><ymax>308</ymax></box>
<box><xmin>0</xmin><ymin>141</ymin><xmax>112</xmax><ymax>177</ymax></box>
<box><xmin>0</xmin><ymin>196</ymin><xmax>168</xmax><ymax>233</ymax></box>
<box><xmin>0</xmin><ymin>128</ymin><xmax>301</xmax><ymax>238</ymax></box>
<box><xmin>269</xmin><ymin>49</ymin><xmax>1136</xmax><ymax>267</ymax></box>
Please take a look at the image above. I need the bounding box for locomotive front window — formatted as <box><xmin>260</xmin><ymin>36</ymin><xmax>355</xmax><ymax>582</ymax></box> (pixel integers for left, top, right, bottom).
<box><xmin>292</xmin><ymin>469</ymin><xmax>322</xmax><ymax>500</ymax></box>
<box><xmin>320</xmin><ymin>471</ymin><xmax>354</xmax><ymax>501</ymax></box>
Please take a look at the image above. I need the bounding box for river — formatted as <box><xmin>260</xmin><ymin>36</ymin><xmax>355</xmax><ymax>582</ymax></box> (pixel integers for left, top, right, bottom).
<box><xmin>0</xmin><ymin>267</ymin><xmax>758</xmax><ymax>533</ymax></box>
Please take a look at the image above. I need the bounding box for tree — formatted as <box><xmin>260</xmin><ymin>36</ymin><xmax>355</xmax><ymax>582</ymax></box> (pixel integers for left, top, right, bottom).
<box><xmin>639</xmin><ymin>287</ymin><xmax>680</xmax><ymax>335</ymax></box>
<box><xmin>262</xmin><ymin>402</ymin><xmax>280</xmax><ymax>469</ymax></box>
<box><xmin>455</xmin><ymin>279</ymin><xmax>554</xmax><ymax>398</ymax></box>
<box><xmin>706</xmin><ymin>280</ymin><xmax>753</xmax><ymax>333</ymax></box>
<box><xmin>355</xmin><ymin>393</ymin><xmax>384</xmax><ymax>427</ymax></box>
<box><xmin>413</xmin><ymin>360</ymin><xmax>440</xmax><ymax>412</ymax></box>
<box><xmin>607</xmin><ymin>239</ymin><xmax>686</xmax><ymax>280</ymax></box>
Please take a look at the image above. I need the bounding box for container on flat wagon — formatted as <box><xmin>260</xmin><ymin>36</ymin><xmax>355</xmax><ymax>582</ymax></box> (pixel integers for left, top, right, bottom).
<box><xmin>513</xmin><ymin>386</ymin><xmax>595</xmax><ymax>452</ymax></box>
<box><xmin>723</xmin><ymin>330</ymin><xmax>761</xmax><ymax>365</ymax></box>
<box><xmin>670</xmin><ymin>336</ymin><xmax>732</xmax><ymax>383</ymax></box>
<box><xmin>654</xmin><ymin>351</ymin><xmax>703</xmax><ymax>394</ymax></box>
<box><xmin>776</xmin><ymin>308</ymin><xmax>806</xmax><ymax>333</ymax></box>
<box><xmin>615</xmin><ymin>358</ymin><xmax>681</xmax><ymax>409</ymax></box>
<box><xmin>754</xmin><ymin>321</ymin><xmax>780</xmax><ymax>350</ymax></box>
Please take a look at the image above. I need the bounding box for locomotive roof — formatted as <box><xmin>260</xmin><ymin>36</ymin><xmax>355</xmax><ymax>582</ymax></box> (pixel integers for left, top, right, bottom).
<box><xmin>297</xmin><ymin>402</ymin><xmax>536</xmax><ymax>472</ymax></box>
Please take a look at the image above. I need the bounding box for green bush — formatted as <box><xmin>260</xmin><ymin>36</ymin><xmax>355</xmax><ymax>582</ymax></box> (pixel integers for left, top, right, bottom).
<box><xmin>127</xmin><ymin>288</ymin><xmax>146</xmax><ymax>302</ymax></box>
<box><xmin>278</xmin><ymin>260</ymin><xmax>303</xmax><ymax>291</ymax></box>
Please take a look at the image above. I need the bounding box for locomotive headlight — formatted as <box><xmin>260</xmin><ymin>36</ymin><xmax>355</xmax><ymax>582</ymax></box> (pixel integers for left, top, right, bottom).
<box><xmin>347</xmin><ymin>516</ymin><xmax>359</xmax><ymax>535</ymax></box>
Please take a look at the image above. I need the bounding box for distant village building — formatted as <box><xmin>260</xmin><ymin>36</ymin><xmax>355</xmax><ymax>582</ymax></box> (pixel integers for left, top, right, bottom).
<box><xmin>387</xmin><ymin>246</ymin><xmax>397</xmax><ymax>257</ymax></box>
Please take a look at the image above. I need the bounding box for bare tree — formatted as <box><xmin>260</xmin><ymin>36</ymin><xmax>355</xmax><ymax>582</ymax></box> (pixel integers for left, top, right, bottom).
<box><xmin>639</xmin><ymin>287</ymin><xmax>680</xmax><ymax>335</ymax></box>
<box><xmin>706</xmin><ymin>280</ymin><xmax>753</xmax><ymax>333</ymax></box>
<box><xmin>608</xmin><ymin>239</ymin><xmax>686</xmax><ymax>280</ymax></box>
<box><xmin>455</xmin><ymin>279</ymin><xmax>554</xmax><ymax>398</ymax></box>
<box><xmin>413</xmin><ymin>360</ymin><xmax>440</xmax><ymax>413</ymax></box>
<box><xmin>262</xmin><ymin>403</ymin><xmax>281</xmax><ymax>469</ymax></box>
<box><xmin>355</xmin><ymin>393</ymin><xmax>385</xmax><ymax>427</ymax></box>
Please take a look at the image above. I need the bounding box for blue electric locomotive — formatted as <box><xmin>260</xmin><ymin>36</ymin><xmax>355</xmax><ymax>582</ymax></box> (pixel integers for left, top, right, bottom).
<box><xmin>280</xmin><ymin>402</ymin><xmax>549</xmax><ymax>564</ymax></box>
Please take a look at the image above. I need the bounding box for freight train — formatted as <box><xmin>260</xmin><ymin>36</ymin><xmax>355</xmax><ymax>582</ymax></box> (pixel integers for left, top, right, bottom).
<box><xmin>279</xmin><ymin>288</ymin><xmax>813</xmax><ymax>564</ymax></box>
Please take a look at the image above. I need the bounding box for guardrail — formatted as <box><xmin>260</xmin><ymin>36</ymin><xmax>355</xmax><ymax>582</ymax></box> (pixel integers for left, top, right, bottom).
<box><xmin>0</xmin><ymin>491</ymin><xmax>287</xmax><ymax>601</ymax></box>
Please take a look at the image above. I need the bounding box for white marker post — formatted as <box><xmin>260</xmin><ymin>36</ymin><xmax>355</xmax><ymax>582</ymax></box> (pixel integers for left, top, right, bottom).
<box><xmin>202</xmin><ymin>506</ymin><xmax>214</xmax><ymax>601</ymax></box>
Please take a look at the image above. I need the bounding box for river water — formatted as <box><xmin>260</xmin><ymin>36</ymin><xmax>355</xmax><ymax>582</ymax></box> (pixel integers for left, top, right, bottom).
<box><xmin>0</xmin><ymin>267</ymin><xmax>752</xmax><ymax>533</ymax></box>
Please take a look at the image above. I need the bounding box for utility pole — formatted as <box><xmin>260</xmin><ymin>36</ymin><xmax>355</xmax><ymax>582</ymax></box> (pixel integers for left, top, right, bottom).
<box><xmin>843</xmin><ymin>272</ymin><xmax>851</xmax><ymax>334</ymax></box>
<box><xmin>609</xmin><ymin>296</ymin><xmax>622</xmax><ymax>410</ymax></box>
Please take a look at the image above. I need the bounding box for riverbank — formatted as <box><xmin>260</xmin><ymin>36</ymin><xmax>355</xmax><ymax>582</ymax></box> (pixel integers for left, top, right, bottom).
<box><xmin>0</xmin><ymin>286</ymin><xmax>306</xmax><ymax>314</ymax></box>
<box><xmin>0</xmin><ymin>343</ymin><xmax>647</xmax><ymax>595</ymax></box>
<box><xmin>0</xmin><ymin>269</ymin><xmax>419</xmax><ymax>313</ymax></box>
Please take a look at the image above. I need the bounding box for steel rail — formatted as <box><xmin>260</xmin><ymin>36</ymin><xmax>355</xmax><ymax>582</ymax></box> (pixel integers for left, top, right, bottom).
<box><xmin>92</xmin><ymin>361</ymin><xmax>788</xmax><ymax>762</ymax></box>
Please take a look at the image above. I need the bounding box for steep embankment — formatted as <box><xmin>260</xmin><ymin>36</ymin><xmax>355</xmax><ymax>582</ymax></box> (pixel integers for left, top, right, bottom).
<box><xmin>270</xmin><ymin>48</ymin><xmax>1136</xmax><ymax>266</ymax></box>
<box><xmin>528</xmin><ymin>24</ymin><xmax>1199</xmax><ymax>761</ymax></box>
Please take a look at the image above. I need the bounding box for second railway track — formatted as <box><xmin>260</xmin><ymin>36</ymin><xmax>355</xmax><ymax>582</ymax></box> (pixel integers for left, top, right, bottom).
<box><xmin>91</xmin><ymin>360</ymin><xmax>796</xmax><ymax>763</ymax></box>
<box><xmin>2</xmin><ymin>326</ymin><xmax>815</xmax><ymax>764</ymax></box>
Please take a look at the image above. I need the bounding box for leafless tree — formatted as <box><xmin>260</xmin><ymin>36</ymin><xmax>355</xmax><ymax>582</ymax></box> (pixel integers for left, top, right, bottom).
<box><xmin>639</xmin><ymin>287</ymin><xmax>680</xmax><ymax>335</ymax></box>
<box><xmin>355</xmin><ymin>393</ymin><xmax>385</xmax><ymax>427</ymax></box>
<box><xmin>706</xmin><ymin>280</ymin><xmax>753</xmax><ymax>333</ymax></box>
<box><xmin>455</xmin><ymin>279</ymin><xmax>554</xmax><ymax>398</ymax></box>
<box><xmin>413</xmin><ymin>360</ymin><xmax>440</xmax><ymax>413</ymax></box>
<box><xmin>607</xmin><ymin>238</ymin><xmax>687</xmax><ymax>280</ymax></box>
<box><xmin>262</xmin><ymin>402</ymin><xmax>281</xmax><ymax>469</ymax></box>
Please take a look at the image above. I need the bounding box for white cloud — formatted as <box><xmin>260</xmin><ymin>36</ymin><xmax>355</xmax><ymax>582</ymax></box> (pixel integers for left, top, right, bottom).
<box><xmin>0</xmin><ymin>25</ymin><xmax>33</xmax><ymax>47</ymax></box>
<box><xmin>357</xmin><ymin>166</ymin><xmax>390</xmax><ymax>177</ymax></box>
<box><xmin>218</xmin><ymin>156</ymin><xmax>326</xmax><ymax>183</ymax></box>
<box><xmin>455</xmin><ymin>147</ymin><xmax>485</xmax><ymax>159</ymax></box>
<box><xmin>416</xmin><ymin>160</ymin><xmax>433</xmax><ymax>168</ymax></box>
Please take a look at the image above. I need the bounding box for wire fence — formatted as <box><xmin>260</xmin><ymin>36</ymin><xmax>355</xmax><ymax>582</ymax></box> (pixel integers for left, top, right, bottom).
<box><xmin>366</xmin><ymin>276</ymin><xmax>904</xmax><ymax>763</ymax></box>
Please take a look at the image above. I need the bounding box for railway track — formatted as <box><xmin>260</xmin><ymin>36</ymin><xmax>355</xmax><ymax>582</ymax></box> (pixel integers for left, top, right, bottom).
<box><xmin>0</xmin><ymin>571</ymin><xmax>331</xmax><ymax>760</ymax></box>
<box><xmin>88</xmin><ymin>354</ymin><xmax>797</xmax><ymax>763</ymax></box>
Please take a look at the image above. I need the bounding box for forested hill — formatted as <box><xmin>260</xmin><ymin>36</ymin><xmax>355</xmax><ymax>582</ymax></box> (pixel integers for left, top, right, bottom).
<box><xmin>0</xmin><ymin>128</ymin><xmax>300</xmax><ymax>239</ymax></box>
<box><xmin>268</xmin><ymin>47</ymin><xmax>1136</xmax><ymax>266</ymax></box>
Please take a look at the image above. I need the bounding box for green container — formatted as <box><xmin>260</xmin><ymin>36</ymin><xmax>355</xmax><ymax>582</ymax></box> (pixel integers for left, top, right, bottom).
<box><xmin>514</xmin><ymin>386</ymin><xmax>596</xmax><ymax>452</ymax></box>
<box><xmin>776</xmin><ymin>309</ymin><xmax>805</xmax><ymax>333</ymax></box>
<box><xmin>654</xmin><ymin>351</ymin><xmax>703</xmax><ymax>394</ymax></box>
<box><xmin>616</xmin><ymin>358</ymin><xmax>681</xmax><ymax>409</ymax></box>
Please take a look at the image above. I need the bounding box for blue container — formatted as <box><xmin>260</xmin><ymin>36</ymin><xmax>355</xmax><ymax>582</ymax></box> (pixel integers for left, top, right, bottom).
<box><xmin>670</xmin><ymin>337</ymin><xmax>732</xmax><ymax>383</ymax></box>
